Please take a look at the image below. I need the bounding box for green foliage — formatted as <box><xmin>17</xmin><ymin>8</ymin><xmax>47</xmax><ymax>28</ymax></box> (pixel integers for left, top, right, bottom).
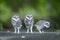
<box><xmin>0</xmin><ymin>0</ymin><xmax>60</xmax><ymax>31</ymax></box>
<box><xmin>0</xmin><ymin>3</ymin><xmax>12</xmax><ymax>23</ymax></box>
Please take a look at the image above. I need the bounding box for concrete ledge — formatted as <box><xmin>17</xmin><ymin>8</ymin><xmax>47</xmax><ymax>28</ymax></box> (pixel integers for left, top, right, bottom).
<box><xmin>0</xmin><ymin>32</ymin><xmax>60</xmax><ymax>40</ymax></box>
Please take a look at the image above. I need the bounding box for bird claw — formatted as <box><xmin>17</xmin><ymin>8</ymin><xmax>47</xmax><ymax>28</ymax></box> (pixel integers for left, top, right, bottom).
<box><xmin>14</xmin><ymin>32</ymin><xmax>16</xmax><ymax>33</ymax></box>
<box><xmin>31</xmin><ymin>31</ymin><xmax>33</xmax><ymax>33</ymax></box>
<box><xmin>27</xmin><ymin>32</ymin><xmax>29</xmax><ymax>33</ymax></box>
<box><xmin>17</xmin><ymin>32</ymin><xmax>19</xmax><ymax>34</ymax></box>
<box><xmin>42</xmin><ymin>31</ymin><xmax>45</xmax><ymax>33</ymax></box>
<box><xmin>39</xmin><ymin>31</ymin><xmax>44</xmax><ymax>33</ymax></box>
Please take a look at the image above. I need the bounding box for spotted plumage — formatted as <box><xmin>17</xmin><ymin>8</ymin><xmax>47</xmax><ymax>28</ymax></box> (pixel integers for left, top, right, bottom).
<box><xmin>35</xmin><ymin>20</ymin><xmax>50</xmax><ymax>33</ymax></box>
<box><xmin>24</xmin><ymin>14</ymin><xmax>34</xmax><ymax>33</ymax></box>
<box><xmin>11</xmin><ymin>15</ymin><xmax>22</xmax><ymax>34</ymax></box>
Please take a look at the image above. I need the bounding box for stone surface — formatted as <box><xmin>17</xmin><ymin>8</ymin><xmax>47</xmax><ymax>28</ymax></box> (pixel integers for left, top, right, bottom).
<box><xmin>0</xmin><ymin>32</ymin><xmax>60</xmax><ymax>40</ymax></box>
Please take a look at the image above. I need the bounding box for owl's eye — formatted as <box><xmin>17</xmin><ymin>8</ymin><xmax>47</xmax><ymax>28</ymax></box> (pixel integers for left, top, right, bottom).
<box><xmin>45</xmin><ymin>23</ymin><xmax>48</xmax><ymax>25</ymax></box>
<box><xmin>30</xmin><ymin>15</ymin><xmax>32</xmax><ymax>17</ymax></box>
<box><xmin>14</xmin><ymin>17</ymin><xmax>17</xmax><ymax>19</ymax></box>
<box><xmin>27</xmin><ymin>16</ymin><xmax>29</xmax><ymax>17</ymax></box>
<box><xmin>45</xmin><ymin>23</ymin><xmax>50</xmax><ymax>26</ymax></box>
<box><xmin>14</xmin><ymin>17</ymin><xmax>16</xmax><ymax>18</ymax></box>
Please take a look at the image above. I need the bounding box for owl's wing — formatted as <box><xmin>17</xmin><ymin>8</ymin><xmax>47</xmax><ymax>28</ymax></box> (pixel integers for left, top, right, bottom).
<box><xmin>16</xmin><ymin>20</ymin><xmax>22</xmax><ymax>27</ymax></box>
<box><xmin>11</xmin><ymin>19</ymin><xmax>16</xmax><ymax>26</ymax></box>
<box><xmin>35</xmin><ymin>20</ymin><xmax>46</xmax><ymax>29</ymax></box>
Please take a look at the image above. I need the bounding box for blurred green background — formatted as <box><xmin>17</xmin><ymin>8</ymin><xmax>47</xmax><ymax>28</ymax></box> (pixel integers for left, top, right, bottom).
<box><xmin>0</xmin><ymin>0</ymin><xmax>60</xmax><ymax>32</ymax></box>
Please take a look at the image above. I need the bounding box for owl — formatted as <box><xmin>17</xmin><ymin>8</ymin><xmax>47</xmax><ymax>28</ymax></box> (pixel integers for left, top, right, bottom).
<box><xmin>35</xmin><ymin>20</ymin><xmax>50</xmax><ymax>33</ymax></box>
<box><xmin>11</xmin><ymin>15</ymin><xmax>22</xmax><ymax>34</ymax></box>
<box><xmin>24</xmin><ymin>14</ymin><xmax>34</xmax><ymax>33</ymax></box>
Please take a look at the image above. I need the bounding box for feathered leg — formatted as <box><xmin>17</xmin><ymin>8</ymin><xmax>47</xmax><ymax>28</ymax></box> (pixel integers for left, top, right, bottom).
<box><xmin>30</xmin><ymin>27</ymin><xmax>33</xmax><ymax>33</ymax></box>
<box><xmin>39</xmin><ymin>30</ymin><xmax>44</xmax><ymax>33</ymax></box>
<box><xmin>17</xmin><ymin>27</ymin><xmax>20</xmax><ymax>34</ymax></box>
<box><xmin>42</xmin><ymin>30</ymin><xmax>44</xmax><ymax>33</ymax></box>
<box><xmin>14</xmin><ymin>27</ymin><xmax>17</xmax><ymax>33</ymax></box>
<box><xmin>37</xmin><ymin>27</ymin><xmax>42</xmax><ymax>33</ymax></box>
<box><xmin>39</xmin><ymin>30</ymin><xmax>42</xmax><ymax>33</ymax></box>
<box><xmin>27</xmin><ymin>26</ymin><xmax>29</xmax><ymax>33</ymax></box>
<box><xmin>30</xmin><ymin>25</ymin><xmax>33</xmax><ymax>33</ymax></box>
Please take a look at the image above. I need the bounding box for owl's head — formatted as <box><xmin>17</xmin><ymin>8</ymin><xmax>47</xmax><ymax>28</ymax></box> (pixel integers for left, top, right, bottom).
<box><xmin>44</xmin><ymin>21</ymin><xmax>50</xmax><ymax>28</ymax></box>
<box><xmin>12</xmin><ymin>15</ymin><xmax>20</xmax><ymax>21</ymax></box>
<box><xmin>26</xmin><ymin>14</ymin><xmax>33</xmax><ymax>20</ymax></box>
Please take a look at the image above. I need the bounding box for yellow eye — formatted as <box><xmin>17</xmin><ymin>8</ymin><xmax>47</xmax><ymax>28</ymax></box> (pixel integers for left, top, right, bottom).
<box><xmin>45</xmin><ymin>23</ymin><xmax>48</xmax><ymax>25</ymax></box>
